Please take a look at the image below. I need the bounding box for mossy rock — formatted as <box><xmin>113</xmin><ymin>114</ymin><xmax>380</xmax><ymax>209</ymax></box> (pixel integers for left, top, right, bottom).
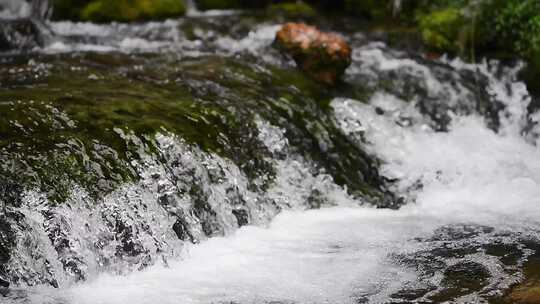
<box><xmin>0</xmin><ymin>51</ymin><xmax>393</xmax><ymax>205</ymax></box>
<box><xmin>267</xmin><ymin>2</ymin><xmax>317</xmax><ymax>18</ymax></box>
<box><xmin>81</xmin><ymin>0</ymin><xmax>186</xmax><ymax>22</ymax></box>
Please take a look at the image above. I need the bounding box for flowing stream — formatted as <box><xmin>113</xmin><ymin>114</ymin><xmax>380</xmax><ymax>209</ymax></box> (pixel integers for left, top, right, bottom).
<box><xmin>1</xmin><ymin>3</ymin><xmax>540</xmax><ymax>304</ymax></box>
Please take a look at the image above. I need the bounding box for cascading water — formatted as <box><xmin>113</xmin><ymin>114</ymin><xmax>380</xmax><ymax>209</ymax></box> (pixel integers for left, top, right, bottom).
<box><xmin>0</xmin><ymin>7</ymin><xmax>539</xmax><ymax>304</ymax></box>
<box><xmin>0</xmin><ymin>0</ymin><xmax>52</xmax><ymax>51</ymax></box>
<box><xmin>0</xmin><ymin>0</ymin><xmax>50</xmax><ymax>20</ymax></box>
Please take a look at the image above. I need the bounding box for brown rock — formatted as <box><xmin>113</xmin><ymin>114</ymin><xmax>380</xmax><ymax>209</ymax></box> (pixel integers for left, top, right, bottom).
<box><xmin>503</xmin><ymin>257</ymin><xmax>540</xmax><ymax>304</ymax></box>
<box><xmin>274</xmin><ymin>22</ymin><xmax>352</xmax><ymax>85</ymax></box>
<box><xmin>508</xmin><ymin>285</ymin><xmax>540</xmax><ymax>304</ymax></box>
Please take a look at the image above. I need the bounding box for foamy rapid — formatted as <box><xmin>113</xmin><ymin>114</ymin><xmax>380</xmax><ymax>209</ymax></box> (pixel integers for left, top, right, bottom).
<box><xmin>5</xmin><ymin>52</ymin><xmax>540</xmax><ymax>304</ymax></box>
<box><xmin>43</xmin><ymin>20</ymin><xmax>280</xmax><ymax>56</ymax></box>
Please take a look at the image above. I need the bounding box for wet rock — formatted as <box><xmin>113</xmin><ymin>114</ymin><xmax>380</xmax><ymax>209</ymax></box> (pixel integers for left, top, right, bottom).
<box><xmin>0</xmin><ymin>211</ymin><xmax>20</xmax><ymax>289</ymax></box>
<box><xmin>429</xmin><ymin>261</ymin><xmax>490</xmax><ymax>302</ymax></box>
<box><xmin>429</xmin><ymin>224</ymin><xmax>494</xmax><ymax>242</ymax></box>
<box><xmin>172</xmin><ymin>218</ymin><xmax>196</xmax><ymax>243</ymax></box>
<box><xmin>346</xmin><ymin>43</ymin><xmax>505</xmax><ymax>131</ymax></box>
<box><xmin>485</xmin><ymin>243</ymin><xmax>524</xmax><ymax>266</ymax></box>
<box><xmin>0</xmin><ymin>19</ymin><xmax>41</xmax><ymax>52</ymax></box>
<box><xmin>274</xmin><ymin>22</ymin><xmax>352</xmax><ymax>85</ymax></box>
<box><xmin>232</xmin><ymin>209</ymin><xmax>248</xmax><ymax>227</ymax></box>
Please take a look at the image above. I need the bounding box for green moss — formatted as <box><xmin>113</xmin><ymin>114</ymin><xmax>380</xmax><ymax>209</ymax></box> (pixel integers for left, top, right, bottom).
<box><xmin>267</xmin><ymin>2</ymin><xmax>317</xmax><ymax>17</ymax></box>
<box><xmin>494</xmin><ymin>0</ymin><xmax>540</xmax><ymax>58</ymax></box>
<box><xmin>417</xmin><ymin>8</ymin><xmax>468</xmax><ymax>53</ymax></box>
<box><xmin>80</xmin><ymin>0</ymin><xmax>186</xmax><ymax>22</ymax></box>
<box><xmin>0</xmin><ymin>51</ymin><xmax>393</xmax><ymax>205</ymax></box>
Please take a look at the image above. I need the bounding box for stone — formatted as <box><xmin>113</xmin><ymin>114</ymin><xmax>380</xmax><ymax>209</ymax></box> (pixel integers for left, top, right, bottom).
<box><xmin>0</xmin><ymin>19</ymin><xmax>41</xmax><ymax>52</ymax></box>
<box><xmin>274</xmin><ymin>22</ymin><xmax>352</xmax><ymax>85</ymax></box>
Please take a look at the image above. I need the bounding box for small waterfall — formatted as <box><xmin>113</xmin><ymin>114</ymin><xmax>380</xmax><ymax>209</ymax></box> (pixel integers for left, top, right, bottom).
<box><xmin>185</xmin><ymin>0</ymin><xmax>200</xmax><ymax>16</ymax></box>
<box><xmin>0</xmin><ymin>0</ymin><xmax>32</xmax><ymax>19</ymax></box>
<box><xmin>30</xmin><ymin>0</ymin><xmax>50</xmax><ymax>20</ymax></box>
<box><xmin>0</xmin><ymin>0</ymin><xmax>52</xmax><ymax>51</ymax></box>
<box><xmin>0</xmin><ymin>0</ymin><xmax>49</xmax><ymax>20</ymax></box>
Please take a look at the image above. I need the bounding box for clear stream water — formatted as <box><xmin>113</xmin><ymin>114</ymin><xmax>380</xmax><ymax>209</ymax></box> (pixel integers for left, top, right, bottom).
<box><xmin>1</xmin><ymin>5</ymin><xmax>540</xmax><ymax>304</ymax></box>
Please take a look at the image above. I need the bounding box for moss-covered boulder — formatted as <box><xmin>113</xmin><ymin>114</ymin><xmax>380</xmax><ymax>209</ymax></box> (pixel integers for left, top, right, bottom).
<box><xmin>267</xmin><ymin>2</ymin><xmax>317</xmax><ymax>18</ymax></box>
<box><xmin>274</xmin><ymin>22</ymin><xmax>352</xmax><ymax>85</ymax></box>
<box><xmin>53</xmin><ymin>0</ymin><xmax>186</xmax><ymax>22</ymax></box>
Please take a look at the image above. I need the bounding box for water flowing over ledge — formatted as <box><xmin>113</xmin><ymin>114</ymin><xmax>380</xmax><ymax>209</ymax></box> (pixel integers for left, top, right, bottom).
<box><xmin>1</xmin><ymin>8</ymin><xmax>540</xmax><ymax>304</ymax></box>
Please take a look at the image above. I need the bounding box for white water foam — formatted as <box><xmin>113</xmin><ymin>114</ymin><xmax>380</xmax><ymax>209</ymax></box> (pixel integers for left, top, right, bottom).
<box><xmin>60</xmin><ymin>207</ymin><xmax>424</xmax><ymax>304</ymax></box>
<box><xmin>0</xmin><ymin>0</ymin><xmax>31</xmax><ymax>19</ymax></box>
<box><xmin>43</xmin><ymin>19</ymin><xmax>281</xmax><ymax>59</ymax></box>
<box><xmin>45</xmin><ymin>20</ymin><xmax>195</xmax><ymax>54</ymax></box>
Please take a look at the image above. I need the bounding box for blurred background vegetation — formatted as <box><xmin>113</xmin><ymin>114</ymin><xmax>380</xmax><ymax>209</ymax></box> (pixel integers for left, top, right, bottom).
<box><xmin>50</xmin><ymin>0</ymin><xmax>540</xmax><ymax>82</ymax></box>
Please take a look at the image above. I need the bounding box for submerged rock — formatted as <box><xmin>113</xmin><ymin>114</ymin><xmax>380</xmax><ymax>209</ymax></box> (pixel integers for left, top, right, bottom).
<box><xmin>508</xmin><ymin>286</ymin><xmax>540</xmax><ymax>304</ymax></box>
<box><xmin>503</xmin><ymin>255</ymin><xmax>540</xmax><ymax>304</ymax></box>
<box><xmin>274</xmin><ymin>22</ymin><xmax>352</xmax><ymax>85</ymax></box>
